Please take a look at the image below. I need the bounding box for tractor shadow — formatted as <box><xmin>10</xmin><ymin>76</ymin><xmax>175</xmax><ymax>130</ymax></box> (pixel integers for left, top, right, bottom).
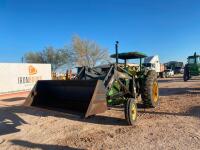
<box><xmin>10</xmin><ymin>139</ymin><xmax>82</xmax><ymax>150</ymax></box>
<box><xmin>158</xmin><ymin>76</ymin><xmax>200</xmax><ymax>83</ymax></box>
<box><xmin>158</xmin><ymin>77</ymin><xmax>183</xmax><ymax>83</ymax></box>
<box><xmin>0</xmin><ymin>107</ymin><xmax>27</xmax><ymax>136</ymax></box>
<box><xmin>138</xmin><ymin>105</ymin><xmax>200</xmax><ymax>119</ymax></box>
<box><xmin>1</xmin><ymin>97</ymin><xmax>26</xmax><ymax>102</ymax></box>
<box><xmin>159</xmin><ymin>87</ymin><xmax>200</xmax><ymax>96</ymax></box>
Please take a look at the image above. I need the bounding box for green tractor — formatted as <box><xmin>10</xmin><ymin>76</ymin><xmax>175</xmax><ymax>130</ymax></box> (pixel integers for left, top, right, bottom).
<box><xmin>25</xmin><ymin>42</ymin><xmax>159</xmax><ymax>126</ymax></box>
<box><xmin>75</xmin><ymin>42</ymin><xmax>159</xmax><ymax>125</ymax></box>
<box><xmin>184</xmin><ymin>52</ymin><xmax>200</xmax><ymax>81</ymax></box>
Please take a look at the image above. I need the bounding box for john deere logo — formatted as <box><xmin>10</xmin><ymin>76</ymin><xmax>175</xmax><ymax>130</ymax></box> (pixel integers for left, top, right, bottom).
<box><xmin>29</xmin><ymin>65</ymin><xmax>37</xmax><ymax>75</ymax></box>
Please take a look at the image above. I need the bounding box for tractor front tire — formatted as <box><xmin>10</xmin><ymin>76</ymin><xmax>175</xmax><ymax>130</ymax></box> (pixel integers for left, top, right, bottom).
<box><xmin>125</xmin><ymin>98</ymin><xmax>137</xmax><ymax>126</ymax></box>
<box><xmin>142</xmin><ymin>70</ymin><xmax>159</xmax><ymax>108</ymax></box>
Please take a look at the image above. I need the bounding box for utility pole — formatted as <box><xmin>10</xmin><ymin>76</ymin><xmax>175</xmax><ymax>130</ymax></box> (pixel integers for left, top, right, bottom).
<box><xmin>21</xmin><ymin>57</ymin><xmax>24</xmax><ymax>63</ymax></box>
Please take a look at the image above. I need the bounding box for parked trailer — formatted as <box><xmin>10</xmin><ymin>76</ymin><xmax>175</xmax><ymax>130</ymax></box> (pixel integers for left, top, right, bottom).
<box><xmin>0</xmin><ymin>63</ymin><xmax>51</xmax><ymax>95</ymax></box>
<box><xmin>142</xmin><ymin>55</ymin><xmax>167</xmax><ymax>78</ymax></box>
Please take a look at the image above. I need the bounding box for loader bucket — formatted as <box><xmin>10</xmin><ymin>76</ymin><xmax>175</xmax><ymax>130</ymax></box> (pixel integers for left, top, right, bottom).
<box><xmin>24</xmin><ymin>80</ymin><xmax>107</xmax><ymax>118</ymax></box>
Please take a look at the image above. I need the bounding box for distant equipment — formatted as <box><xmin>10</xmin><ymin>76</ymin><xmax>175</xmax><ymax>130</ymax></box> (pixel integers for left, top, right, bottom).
<box><xmin>164</xmin><ymin>69</ymin><xmax>174</xmax><ymax>78</ymax></box>
<box><xmin>164</xmin><ymin>61</ymin><xmax>184</xmax><ymax>74</ymax></box>
<box><xmin>183</xmin><ymin>52</ymin><xmax>200</xmax><ymax>81</ymax></box>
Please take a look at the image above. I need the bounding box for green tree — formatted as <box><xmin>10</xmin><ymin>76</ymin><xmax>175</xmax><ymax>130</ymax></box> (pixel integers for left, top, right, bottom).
<box><xmin>72</xmin><ymin>35</ymin><xmax>110</xmax><ymax>67</ymax></box>
<box><xmin>24</xmin><ymin>46</ymin><xmax>72</xmax><ymax>71</ymax></box>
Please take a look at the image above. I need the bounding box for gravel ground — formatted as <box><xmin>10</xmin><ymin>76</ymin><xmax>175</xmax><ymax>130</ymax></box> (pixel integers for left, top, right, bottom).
<box><xmin>0</xmin><ymin>75</ymin><xmax>199</xmax><ymax>150</ymax></box>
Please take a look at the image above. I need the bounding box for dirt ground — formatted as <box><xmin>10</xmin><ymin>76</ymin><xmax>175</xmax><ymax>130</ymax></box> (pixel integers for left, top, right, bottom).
<box><xmin>0</xmin><ymin>75</ymin><xmax>199</xmax><ymax>150</ymax></box>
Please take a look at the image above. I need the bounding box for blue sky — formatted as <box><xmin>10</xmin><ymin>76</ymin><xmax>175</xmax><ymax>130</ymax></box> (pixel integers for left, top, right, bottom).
<box><xmin>0</xmin><ymin>0</ymin><xmax>200</xmax><ymax>63</ymax></box>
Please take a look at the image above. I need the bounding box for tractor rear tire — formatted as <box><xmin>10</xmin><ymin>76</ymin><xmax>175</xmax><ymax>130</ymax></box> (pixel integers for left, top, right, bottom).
<box><xmin>124</xmin><ymin>98</ymin><xmax>137</xmax><ymax>126</ymax></box>
<box><xmin>183</xmin><ymin>74</ymin><xmax>188</xmax><ymax>81</ymax></box>
<box><xmin>183</xmin><ymin>67</ymin><xmax>189</xmax><ymax>81</ymax></box>
<box><xmin>141</xmin><ymin>70</ymin><xmax>159</xmax><ymax>108</ymax></box>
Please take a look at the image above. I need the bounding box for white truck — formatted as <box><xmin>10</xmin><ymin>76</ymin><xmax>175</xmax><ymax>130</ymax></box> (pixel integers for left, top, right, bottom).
<box><xmin>143</xmin><ymin>55</ymin><xmax>172</xmax><ymax>78</ymax></box>
<box><xmin>164</xmin><ymin>69</ymin><xmax>174</xmax><ymax>77</ymax></box>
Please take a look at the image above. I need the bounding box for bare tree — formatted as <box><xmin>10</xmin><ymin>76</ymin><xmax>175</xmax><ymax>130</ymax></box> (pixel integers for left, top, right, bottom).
<box><xmin>72</xmin><ymin>35</ymin><xmax>110</xmax><ymax>67</ymax></box>
<box><xmin>24</xmin><ymin>36</ymin><xmax>110</xmax><ymax>71</ymax></box>
<box><xmin>24</xmin><ymin>46</ymin><xmax>73</xmax><ymax>71</ymax></box>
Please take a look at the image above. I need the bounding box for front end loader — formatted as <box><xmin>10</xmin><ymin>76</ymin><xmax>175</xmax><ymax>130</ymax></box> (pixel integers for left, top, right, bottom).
<box><xmin>25</xmin><ymin>42</ymin><xmax>160</xmax><ymax>125</ymax></box>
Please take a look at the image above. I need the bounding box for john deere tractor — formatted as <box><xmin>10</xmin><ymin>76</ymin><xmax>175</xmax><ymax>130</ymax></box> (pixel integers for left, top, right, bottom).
<box><xmin>184</xmin><ymin>52</ymin><xmax>200</xmax><ymax>81</ymax></box>
<box><xmin>74</xmin><ymin>42</ymin><xmax>159</xmax><ymax>125</ymax></box>
<box><xmin>25</xmin><ymin>41</ymin><xmax>159</xmax><ymax>126</ymax></box>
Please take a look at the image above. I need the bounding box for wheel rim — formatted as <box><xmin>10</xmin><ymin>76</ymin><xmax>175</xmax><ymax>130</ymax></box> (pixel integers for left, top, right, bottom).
<box><xmin>131</xmin><ymin>103</ymin><xmax>137</xmax><ymax>120</ymax></box>
<box><xmin>152</xmin><ymin>82</ymin><xmax>158</xmax><ymax>102</ymax></box>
